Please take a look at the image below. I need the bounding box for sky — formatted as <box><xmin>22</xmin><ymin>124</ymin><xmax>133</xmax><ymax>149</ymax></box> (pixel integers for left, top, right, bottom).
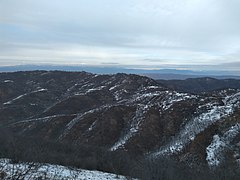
<box><xmin>0</xmin><ymin>0</ymin><xmax>240</xmax><ymax>73</ymax></box>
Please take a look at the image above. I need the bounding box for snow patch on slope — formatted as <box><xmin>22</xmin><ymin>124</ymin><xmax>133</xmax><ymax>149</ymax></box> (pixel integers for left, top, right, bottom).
<box><xmin>109</xmin><ymin>85</ymin><xmax>120</xmax><ymax>91</ymax></box>
<box><xmin>86</xmin><ymin>86</ymin><xmax>106</xmax><ymax>93</ymax></box>
<box><xmin>4</xmin><ymin>80</ymin><xmax>14</xmax><ymax>83</ymax></box>
<box><xmin>0</xmin><ymin>159</ymin><xmax>131</xmax><ymax>180</ymax></box>
<box><xmin>88</xmin><ymin>121</ymin><xmax>97</xmax><ymax>131</ymax></box>
<box><xmin>3</xmin><ymin>89</ymin><xmax>47</xmax><ymax>105</ymax></box>
<box><xmin>59</xmin><ymin>105</ymin><xmax>109</xmax><ymax>140</ymax></box>
<box><xmin>111</xmin><ymin>104</ymin><xmax>150</xmax><ymax>151</ymax></box>
<box><xmin>160</xmin><ymin>91</ymin><xmax>197</xmax><ymax>111</ymax></box>
<box><xmin>9</xmin><ymin>114</ymin><xmax>75</xmax><ymax>126</ymax></box>
<box><xmin>206</xmin><ymin>123</ymin><xmax>240</xmax><ymax>166</ymax></box>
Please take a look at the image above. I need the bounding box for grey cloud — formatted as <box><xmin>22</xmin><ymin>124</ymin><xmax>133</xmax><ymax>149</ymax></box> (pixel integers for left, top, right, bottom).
<box><xmin>0</xmin><ymin>0</ymin><xmax>240</xmax><ymax>74</ymax></box>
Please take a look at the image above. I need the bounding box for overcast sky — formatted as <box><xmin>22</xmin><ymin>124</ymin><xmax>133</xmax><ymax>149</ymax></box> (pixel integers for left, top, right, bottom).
<box><xmin>0</xmin><ymin>0</ymin><xmax>240</xmax><ymax>72</ymax></box>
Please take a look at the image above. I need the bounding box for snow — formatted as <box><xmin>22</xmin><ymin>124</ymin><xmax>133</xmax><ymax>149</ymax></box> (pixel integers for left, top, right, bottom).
<box><xmin>112</xmin><ymin>89</ymin><xmax>128</xmax><ymax>101</ymax></box>
<box><xmin>67</xmin><ymin>83</ymin><xmax>79</xmax><ymax>92</ymax></box>
<box><xmin>160</xmin><ymin>91</ymin><xmax>197</xmax><ymax>111</ymax></box>
<box><xmin>109</xmin><ymin>85</ymin><xmax>120</xmax><ymax>91</ymax></box>
<box><xmin>10</xmin><ymin>114</ymin><xmax>75</xmax><ymax>126</ymax></box>
<box><xmin>86</xmin><ymin>86</ymin><xmax>106</xmax><ymax>93</ymax></box>
<box><xmin>135</xmin><ymin>92</ymin><xmax>162</xmax><ymax>101</ymax></box>
<box><xmin>30</xmin><ymin>103</ymin><xmax>37</xmax><ymax>106</ymax></box>
<box><xmin>223</xmin><ymin>92</ymin><xmax>240</xmax><ymax>106</ymax></box>
<box><xmin>74</xmin><ymin>85</ymin><xmax>106</xmax><ymax>96</ymax></box>
<box><xmin>3</xmin><ymin>94</ymin><xmax>26</xmax><ymax>105</ymax></box>
<box><xmin>206</xmin><ymin>135</ymin><xmax>223</xmax><ymax>166</ymax></box>
<box><xmin>88</xmin><ymin>121</ymin><xmax>97</xmax><ymax>131</ymax></box>
<box><xmin>81</xmin><ymin>82</ymin><xmax>94</xmax><ymax>88</ymax></box>
<box><xmin>153</xmin><ymin>91</ymin><xmax>240</xmax><ymax>157</ymax></box>
<box><xmin>59</xmin><ymin>105</ymin><xmax>110</xmax><ymax>140</ymax></box>
<box><xmin>147</xmin><ymin>86</ymin><xmax>159</xmax><ymax>89</ymax></box>
<box><xmin>3</xmin><ymin>89</ymin><xmax>47</xmax><ymax>105</ymax></box>
<box><xmin>206</xmin><ymin>123</ymin><xmax>240</xmax><ymax>166</ymax></box>
<box><xmin>0</xmin><ymin>159</ymin><xmax>131</xmax><ymax>180</ymax></box>
<box><xmin>4</xmin><ymin>80</ymin><xmax>13</xmax><ymax>83</ymax></box>
<box><xmin>142</xmin><ymin>86</ymin><xmax>159</xmax><ymax>90</ymax></box>
<box><xmin>111</xmin><ymin>104</ymin><xmax>150</xmax><ymax>151</ymax></box>
<box><xmin>113</xmin><ymin>91</ymin><xmax>121</xmax><ymax>101</ymax></box>
<box><xmin>111</xmin><ymin>91</ymin><xmax>198</xmax><ymax>151</ymax></box>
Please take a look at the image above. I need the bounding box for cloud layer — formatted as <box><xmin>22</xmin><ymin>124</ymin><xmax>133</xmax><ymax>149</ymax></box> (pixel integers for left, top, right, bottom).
<box><xmin>0</xmin><ymin>0</ymin><xmax>240</xmax><ymax>72</ymax></box>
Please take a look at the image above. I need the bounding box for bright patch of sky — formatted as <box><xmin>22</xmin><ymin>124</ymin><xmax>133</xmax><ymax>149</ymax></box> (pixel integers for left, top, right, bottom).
<box><xmin>0</xmin><ymin>0</ymin><xmax>240</xmax><ymax>72</ymax></box>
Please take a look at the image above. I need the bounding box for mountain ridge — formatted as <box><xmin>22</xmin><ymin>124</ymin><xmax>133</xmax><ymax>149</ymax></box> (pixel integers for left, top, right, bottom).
<box><xmin>0</xmin><ymin>65</ymin><xmax>240</xmax><ymax>79</ymax></box>
<box><xmin>0</xmin><ymin>71</ymin><xmax>240</xmax><ymax>168</ymax></box>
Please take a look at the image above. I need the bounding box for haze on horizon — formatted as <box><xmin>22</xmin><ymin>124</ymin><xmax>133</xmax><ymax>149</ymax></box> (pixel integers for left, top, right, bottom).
<box><xmin>0</xmin><ymin>0</ymin><xmax>240</xmax><ymax>74</ymax></box>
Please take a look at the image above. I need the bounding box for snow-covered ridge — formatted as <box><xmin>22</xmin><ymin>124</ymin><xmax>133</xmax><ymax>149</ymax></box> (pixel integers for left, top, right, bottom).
<box><xmin>159</xmin><ymin>91</ymin><xmax>197</xmax><ymax>111</ymax></box>
<box><xmin>153</xmin><ymin>91</ymin><xmax>240</xmax><ymax>157</ymax></box>
<box><xmin>129</xmin><ymin>91</ymin><xmax>196</xmax><ymax>106</ymax></box>
<box><xmin>0</xmin><ymin>159</ymin><xmax>131</xmax><ymax>180</ymax></box>
<box><xmin>206</xmin><ymin>123</ymin><xmax>240</xmax><ymax>166</ymax></box>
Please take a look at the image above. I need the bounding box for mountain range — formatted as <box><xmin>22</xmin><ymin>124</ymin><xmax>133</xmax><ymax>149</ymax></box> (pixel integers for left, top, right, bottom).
<box><xmin>0</xmin><ymin>71</ymin><xmax>240</xmax><ymax>168</ymax></box>
<box><xmin>0</xmin><ymin>65</ymin><xmax>240</xmax><ymax>80</ymax></box>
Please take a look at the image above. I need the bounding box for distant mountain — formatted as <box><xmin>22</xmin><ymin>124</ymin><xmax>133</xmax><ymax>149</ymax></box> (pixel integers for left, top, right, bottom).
<box><xmin>144</xmin><ymin>73</ymin><xmax>240</xmax><ymax>80</ymax></box>
<box><xmin>157</xmin><ymin>77</ymin><xmax>240</xmax><ymax>93</ymax></box>
<box><xmin>1</xmin><ymin>71</ymin><xmax>240</xmax><ymax>168</ymax></box>
<box><xmin>0</xmin><ymin>65</ymin><xmax>239</xmax><ymax>79</ymax></box>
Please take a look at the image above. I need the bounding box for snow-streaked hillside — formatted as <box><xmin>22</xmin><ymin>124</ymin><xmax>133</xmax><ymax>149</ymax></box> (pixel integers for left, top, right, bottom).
<box><xmin>153</xmin><ymin>91</ymin><xmax>240</xmax><ymax>156</ymax></box>
<box><xmin>1</xmin><ymin>71</ymin><xmax>240</xmax><ymax>167</ymax></box>
<box><xmin>0</xmin><ymin>159</ymin><xmax>132</xmax><ymax>180</ymax></box>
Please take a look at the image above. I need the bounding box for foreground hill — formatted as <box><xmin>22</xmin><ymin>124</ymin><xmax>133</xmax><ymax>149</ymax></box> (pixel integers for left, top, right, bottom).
<box><xmin>0</xmin><ymin>159</ymin><xmax>130</xmax><ymax>179</ymax></box>
<box><xmin>0</xmin><ymin>71</ymin><xmax>240</xmax><ymax>168</ymax></box>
